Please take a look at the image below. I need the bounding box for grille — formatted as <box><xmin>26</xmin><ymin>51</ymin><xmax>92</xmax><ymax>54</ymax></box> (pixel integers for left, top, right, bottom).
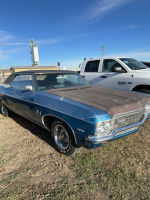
<box><xmin>115</xmin><ymin>126</ymin><xmax>140</xmax><ymax>137</ymax></box>
<box><xmin>113</xmin><ymin>109</ymin><xmax>145</xmax><ymax>129</ymax></box>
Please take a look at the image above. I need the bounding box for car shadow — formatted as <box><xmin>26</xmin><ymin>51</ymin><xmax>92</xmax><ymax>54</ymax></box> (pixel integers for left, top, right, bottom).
<box><xmin>10</xmin><ymin>113</ymin><xmax>55</xmax><ymax>149</ymax></box>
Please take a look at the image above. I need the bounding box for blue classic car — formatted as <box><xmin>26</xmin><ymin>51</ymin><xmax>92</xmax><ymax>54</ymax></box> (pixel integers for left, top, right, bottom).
<box><xmin>0</xmin><ymin>70</ymin><xmax>150</xmax><ymax>156</ymax></box>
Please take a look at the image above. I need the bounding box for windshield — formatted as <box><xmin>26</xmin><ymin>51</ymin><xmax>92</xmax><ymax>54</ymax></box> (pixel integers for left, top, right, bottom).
<box><xmin>119</xmin><ymin>58</ymin><xmax>148</xmax><ymax>70</ymax></box>
<box><xmin>36</xmin><ymin>73</ymin><xmax>89</xmax><ymax>90</ymax></box>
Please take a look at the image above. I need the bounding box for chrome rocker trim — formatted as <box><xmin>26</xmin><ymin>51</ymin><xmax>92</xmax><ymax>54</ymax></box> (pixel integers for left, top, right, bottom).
<box><xmin>85</xmin><ymin>113</ymin><xmax>150</xmax><ymax>144</ymax></box>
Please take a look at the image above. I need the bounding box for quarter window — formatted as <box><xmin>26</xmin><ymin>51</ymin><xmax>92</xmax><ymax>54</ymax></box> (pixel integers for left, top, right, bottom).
<box><xmin>10</xmin><ymin>76</ymin><xmax>19</xmax><ymax>88</ymax></box>
<box><xmin>85</xmin><ymin>60</ymin><xmax>100</xmax><ymax>72</ymax></box>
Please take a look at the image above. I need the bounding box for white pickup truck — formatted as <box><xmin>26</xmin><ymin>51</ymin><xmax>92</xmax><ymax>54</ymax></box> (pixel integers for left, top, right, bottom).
<box><xmin>80</xmin><ymin>57</ymin><xmax>150</xmax><ymax>94</ymax></box>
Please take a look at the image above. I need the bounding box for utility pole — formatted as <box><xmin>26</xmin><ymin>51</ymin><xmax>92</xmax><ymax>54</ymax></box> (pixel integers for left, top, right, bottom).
<box><xmin>100</xmin><ymin>46</ymin><xmax>105</xmax><ymax>57</ymax></box>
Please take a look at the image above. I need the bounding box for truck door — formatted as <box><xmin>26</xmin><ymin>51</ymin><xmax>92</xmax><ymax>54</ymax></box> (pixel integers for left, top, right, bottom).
<box><xmin>99</xmin><ymin>59</ymin><xmax>129</xmax><ymax>90</ymax></box>
<box><xmin>80</xmin><ymin>60</ymin><xmax>101</xmax><ymax>86</ymax></box>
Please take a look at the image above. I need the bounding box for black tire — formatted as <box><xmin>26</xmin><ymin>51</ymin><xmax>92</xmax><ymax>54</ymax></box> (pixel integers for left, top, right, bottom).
<box><xmin>51</xmin><ymin>119</ymin><xmax>82</xmax><ymax>156</ymax></box>
<box><xmin>0</xmin><ymin>101</ymin><xmax>12</xmax><ymax>117</ymax></box>
<box><xmin>137</xmin><ymin>88</ymin><xmax>150</xmax><ymax>94</ymax></box>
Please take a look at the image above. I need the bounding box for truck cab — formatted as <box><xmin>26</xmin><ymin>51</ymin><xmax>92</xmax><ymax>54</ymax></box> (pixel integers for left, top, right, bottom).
<box><xmin>80</xmin><ymin>57</ymin><xmax>150</xmax><ymax>94</ymax></box>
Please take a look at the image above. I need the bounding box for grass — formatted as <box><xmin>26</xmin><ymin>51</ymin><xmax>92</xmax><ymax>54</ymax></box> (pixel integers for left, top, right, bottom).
<box><xmin>0</xmin><ymin>114</ymin><xmax>150</xmax><ymax>199</ymax></box>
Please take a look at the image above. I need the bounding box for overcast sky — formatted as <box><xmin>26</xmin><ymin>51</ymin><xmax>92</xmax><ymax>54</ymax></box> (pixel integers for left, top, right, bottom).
<box><xmin>0</xmin><ymin>0</ymin><xmax>150</xmax><ymax>69</ymax></box>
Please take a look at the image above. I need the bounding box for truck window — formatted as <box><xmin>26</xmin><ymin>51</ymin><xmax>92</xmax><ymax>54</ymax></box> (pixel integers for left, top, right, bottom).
<box><xmin>102</xmin><ymin>59</ymin><xmax>125</xmax><ymax>72</ymax></box>
<box><xmin>85</xmin><ymin>60</ymin><xmax>100</xmax><ymax>72</ymax></box>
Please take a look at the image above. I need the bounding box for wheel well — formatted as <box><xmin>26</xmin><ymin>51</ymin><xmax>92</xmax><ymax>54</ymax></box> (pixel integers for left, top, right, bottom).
<box><xmin>43</xmin><ymin>115</ymin><xmax>56</xmax><ymax>130</ymax></box>
<box><xmin>43</xmin><ymin>115</ymin><xmax>77</xmax><ymax>145</ymax></box>
<box><xmin>132</xmin><ymin>85</ymin><xmax>150</xmax><ymax>91</ymax></box>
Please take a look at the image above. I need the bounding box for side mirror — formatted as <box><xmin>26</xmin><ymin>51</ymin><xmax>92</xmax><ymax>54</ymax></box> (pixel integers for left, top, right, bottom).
<box><xmin>113</xmin><ymin>67</ymin><xmax>122</xmax><ymax>72</ymax></box>
<box><xmin>113</xmin><ymin>67</ymin><xmax>126</xmax><ymax>73</ymax></box>
<box><xmin>25</xmin><ymin>85</ymin><xmax>33</xmax><ymax>91</ymax></box>
<box><xmin>79</xmin><ymin>64</ymin><xmax>81</xmax><ymax>68</ymax></box>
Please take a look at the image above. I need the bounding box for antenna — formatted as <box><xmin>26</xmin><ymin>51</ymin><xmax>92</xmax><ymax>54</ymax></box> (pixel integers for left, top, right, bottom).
<box><xmin>100</xmin><ymin>46</ymin><xmax>105</xmax><ymax>57</ymax></box>
<box><xmin>29</xmin><ymin>39</ymin><xmax>39</xmax><ymax>66</ymax></box>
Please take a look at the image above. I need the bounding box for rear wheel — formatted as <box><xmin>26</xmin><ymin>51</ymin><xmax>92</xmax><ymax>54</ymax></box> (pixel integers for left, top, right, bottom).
<box><xmin>51</xmin><ymin>119</ymin><xmax>82</xmax><ymax>156</ymax></box>
<box><xmin>0</xmin><ymin>101</ymin><xmax>12</xmax><ymax>117</ymax></box>
<box><xmin>137</xmin><ymin>88</ymin><xmax>150</xmax><ymax>94</ymax></box>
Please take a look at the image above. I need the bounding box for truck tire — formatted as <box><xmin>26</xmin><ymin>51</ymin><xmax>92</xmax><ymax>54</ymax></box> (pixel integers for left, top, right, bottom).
<box><xmin>51</xmin><ymin>119</ymin><xmax>82</xmax><ymax>156</ymax></box>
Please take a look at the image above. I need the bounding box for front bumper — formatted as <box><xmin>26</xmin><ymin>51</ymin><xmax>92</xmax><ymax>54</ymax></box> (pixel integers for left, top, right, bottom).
<box><xmin>83</xmin><ymin>113</ymin><xmax>150</xmax><ymax>149</ymax></box>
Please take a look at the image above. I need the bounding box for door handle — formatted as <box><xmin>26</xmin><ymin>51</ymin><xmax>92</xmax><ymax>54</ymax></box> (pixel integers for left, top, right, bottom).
<box><xmin>82</xmin><ymin>76</ymin><xmax>86</xmax><ymax>78</ymax></box>
<box><xmin>101</xmin><ymin>76</ymin><xmax>107</xmax><ymax>78</ymax></box>
<box><xmin>10</xmin><ymin>92</ymin><xmax>15</xmax><ymax>94</ymax></box>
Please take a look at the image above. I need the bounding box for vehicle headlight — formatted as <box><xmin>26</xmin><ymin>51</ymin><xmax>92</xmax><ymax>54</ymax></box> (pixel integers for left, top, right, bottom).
<box><xmin>95</xmin><ymin>120</ymin><xmax>112</xmax><ymax>137</ymax></box>
<box><xmin>145</xmin><ymin>102</ymin><xmax>150</xmax><ymax>114</ymax></box>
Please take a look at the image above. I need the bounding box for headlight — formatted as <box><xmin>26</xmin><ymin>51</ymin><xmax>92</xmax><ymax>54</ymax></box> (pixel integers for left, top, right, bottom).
<box><xmin>145</xmin><ymin>102</ymin><xmax>150</xmax><ymax>114</ymax></box>
<box><xmin>95</xmin><ymin>120</ymin><xmax>112</xmax><ymax>137</ymax></box>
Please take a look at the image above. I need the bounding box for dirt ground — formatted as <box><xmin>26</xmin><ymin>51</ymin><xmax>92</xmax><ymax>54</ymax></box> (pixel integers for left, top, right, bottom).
<box><xmin>0</xmin><ymin>113</ymin><xmax>150</xmax><ymax>200</ymax></box>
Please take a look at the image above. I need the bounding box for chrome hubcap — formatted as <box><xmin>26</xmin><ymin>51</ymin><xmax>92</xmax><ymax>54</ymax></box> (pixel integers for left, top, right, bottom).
<box><xmin>54</xmin><ymin>125</ymin><xmax>69</xmax><ymax>150</ymax></box>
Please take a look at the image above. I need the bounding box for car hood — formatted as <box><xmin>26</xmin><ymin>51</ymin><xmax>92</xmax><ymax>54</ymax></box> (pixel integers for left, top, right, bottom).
<box><xmin>135</xmin><ymin>68</ymin><xmax>150</xmax><ymax>74</ymax></box>
<box><xmin>46</xmin><ymin>86</ymin><xmax>150</xmax><ymax>118</ymax></box>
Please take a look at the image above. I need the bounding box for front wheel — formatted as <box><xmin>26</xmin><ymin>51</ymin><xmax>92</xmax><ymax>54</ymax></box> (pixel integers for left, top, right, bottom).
<box><xmin>51</xmin><ymin>119</ymin><xmax>82</xmax><ymax>156</ymax></box>
<box><xmin>0</xmin><ymin>101</ymin><xmax>10</xmax><ymax>117</ymax></box>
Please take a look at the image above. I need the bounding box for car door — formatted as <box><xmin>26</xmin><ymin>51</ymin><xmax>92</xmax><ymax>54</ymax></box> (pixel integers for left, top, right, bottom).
<box><xmin>99</xmin><ymin>59</ymin><xmax>130</xmax><ymax>90</ymax></box>
<box><xmin>8</xmin><ymin>75</ymin><xmax>19</xmax><ymax>110</ymax></box>
<box><xmin>80</xmin><ymin>60</ymin><xmax>101</xmax><ymax>86</ymax></box>
<box><xmin>11</xmin><ymin>74</ymin><xmax>36</xmax><ymax>120</ymax></box>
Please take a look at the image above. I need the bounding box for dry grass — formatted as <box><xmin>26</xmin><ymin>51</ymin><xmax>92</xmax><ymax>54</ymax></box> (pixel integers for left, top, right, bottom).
<box><xmin>0</xmin><ymin>113</ymin><xmax>150</xmax><ymax>200</ymax></box>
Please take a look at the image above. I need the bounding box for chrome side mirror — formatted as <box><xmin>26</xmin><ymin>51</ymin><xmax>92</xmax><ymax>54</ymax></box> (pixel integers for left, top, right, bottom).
<box><xmin>114</xmin><ymin>67</ymin><xmax>122</xmax><ymax>72</ymax></box>
<box><xmin>25</xmin><ymin>85</ymin><xmax>33</xmax><ymax>91</ymax></box>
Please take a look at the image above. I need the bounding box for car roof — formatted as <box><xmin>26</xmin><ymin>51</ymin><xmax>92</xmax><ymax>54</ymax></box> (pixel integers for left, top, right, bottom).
<box><xmin>15</xmin><ymin>70</ymin><xmax>77</xmax><ymax>74</ymax></box>
<box><xmin>85</xmin><ymin>57</ymin><xmax>132</xmax><ymax>60</ymax></box>
<box><xmin>3</xmin><ymin>70</ymin><xmax>78</xmax><ymax>85</ymax></box>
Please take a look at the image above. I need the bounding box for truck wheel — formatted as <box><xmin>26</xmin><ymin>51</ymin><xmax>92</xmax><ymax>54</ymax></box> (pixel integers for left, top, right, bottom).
<box><xmin>0</xmin><ymin>101</ymin><xmax>11</xmax><ymax>117</ymax></box>
<box><xmin>51</xmin><ymin>119</ymin><xmax>82</xmax><ymax>156</ymax></box>
<box><xmin>137</xmin><ymin>88</ymin><xmax>150</xmax><ymax>94</ymax></box>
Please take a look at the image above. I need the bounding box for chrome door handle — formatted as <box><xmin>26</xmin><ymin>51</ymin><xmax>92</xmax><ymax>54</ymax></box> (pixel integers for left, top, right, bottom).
<box><xmin>10</xmin><ymin>92</ymin><xmax>15</xmax><ymax>94</ymax></box>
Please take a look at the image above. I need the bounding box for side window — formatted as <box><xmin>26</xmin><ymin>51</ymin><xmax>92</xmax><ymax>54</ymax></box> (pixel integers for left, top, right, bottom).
<box><xmin>16</xmin><ymin>75</ymin><xmax>35</xmax><ymax>91</ymax></box>
<box><xmin>85</xmin><ymin>60</ymin><xmax>100</xmax><ymax>72</ymax></box>
<box><xmin>10</xmin><ymin>76</ymin><xmax>19</xmax><ymax>88</ymax></box>
<box><xmin>102</xmin><ymin>59</ymin><xmax>126</xmax><ymax>72</ymax></box>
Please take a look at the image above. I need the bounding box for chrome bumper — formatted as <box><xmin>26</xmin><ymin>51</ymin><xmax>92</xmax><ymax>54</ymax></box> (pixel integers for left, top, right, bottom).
<box><xmin>85</xmin><ymin>113</ymin><xmax>150</xmax><ymax>144</ymax></box>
